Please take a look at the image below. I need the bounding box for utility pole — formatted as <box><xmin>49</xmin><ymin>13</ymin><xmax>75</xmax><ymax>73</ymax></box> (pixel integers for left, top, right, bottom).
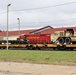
<box><xmin>17</xmin><ymin>18</ymin><xmax>20</xmax><ymax>36</ymax></box>
<box><xmin>7</xmin><ymin>4</ymin><xmax>11</xmax><ymax>50</ymax></box>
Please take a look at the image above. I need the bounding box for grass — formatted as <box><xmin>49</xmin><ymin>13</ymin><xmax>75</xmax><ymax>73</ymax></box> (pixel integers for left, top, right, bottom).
<box><xmin>0</xmin><ymin>50</ymin><xmax>76</xmax><ymax>65</ymax></box>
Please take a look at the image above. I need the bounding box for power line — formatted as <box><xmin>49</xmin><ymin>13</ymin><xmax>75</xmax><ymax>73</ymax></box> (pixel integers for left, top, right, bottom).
<box><xmin>12</xmin><ymin>1</ymin><xmax>76</xmax><ymax>11</ymax></box>
<box><xmin>1</xmin><ymin>17</ymin><xmax>76</xmax><ymax>26</ymax></box>
<box><xmin>20</xmin><ymin>18</ymin><xmax>76</xmax><ymax>24</ymax></box>
<box><xmin>0</xmin><ymin>11</ymin><xmax>6</xmax><ymax>15</ymax></box>
<box><xmin>1</xmin><ymin>17</ymin><xmax>76</xmax><ymax>30</ymax></box>
<box><xmin>0</xmin><ymin>1</ymin><xmax>76</xmax><ymax>14</ymax></box>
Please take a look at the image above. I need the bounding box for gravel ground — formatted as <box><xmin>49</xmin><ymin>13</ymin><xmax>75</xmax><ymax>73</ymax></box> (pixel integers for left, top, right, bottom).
<box><xmin>0</xmin><ymin>62</ymin><xmax>76</xmax><ymax>75</ymax></box>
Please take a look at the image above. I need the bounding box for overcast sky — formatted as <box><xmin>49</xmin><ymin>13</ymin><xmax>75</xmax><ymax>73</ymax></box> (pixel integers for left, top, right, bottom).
<box><xmin>0</xmin><ymin>0</ymin><xmax>76</xmax><ymax>31</ymax></box>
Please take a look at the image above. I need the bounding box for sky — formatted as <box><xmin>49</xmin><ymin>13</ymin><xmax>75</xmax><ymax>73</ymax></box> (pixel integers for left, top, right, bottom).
<box><xmin>0</xmin><ymin>0</ymin><xmax>76</xmax><ymax>31</ymax></box>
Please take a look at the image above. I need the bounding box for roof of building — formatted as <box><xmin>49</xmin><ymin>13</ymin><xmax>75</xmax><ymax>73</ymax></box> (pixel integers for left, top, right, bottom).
<box><xmin>38</xmin><ymin>26</ymin><xmax>76</xmax><ymax>35</ymax></box>
<box><xmin>0</xmin><ymin>29</ymin><xmax>35</xmax><ymax>37</ymax></box>
<box><xmin>30</xmin><ymin>25</ymin><xmax>53</xmax><ymax>34</ymax></box>
<box><xmin>0</xmin><ymin>26</ymin><xmax>76</xmax><ymax>37</ymax></box>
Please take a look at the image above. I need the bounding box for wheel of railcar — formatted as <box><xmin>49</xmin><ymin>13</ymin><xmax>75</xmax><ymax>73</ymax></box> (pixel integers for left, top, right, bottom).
<box><xmin>53</xmin><ymin>48</ymin><xmax>56</xmax><ymax>50</ymax></box>
<box><xmin>57</xmin><ymin>45</ymin><xmax>60</xmax><ymax>50</ymax></box>
<box><xmin>69</xmin><ymin>48</ymin><xmax>74</xmax><ymax>51</ymax></box>
<box><xmin>61</xmin><ymin>45</ymin><xmax>66</xmax><ymax>50</ymax></box>
<box><xmin>57</xmin><ymin>45</ymin><xmax>66</xmax><ymax>50</ymax></box>
<box><xmin>36</xmin><ymin>46</ymin><xmax>41</xmax><ymax>50</ymax></box>
<box><xmin>32</xmin><ymin>47</ymin><xmax>36</xmax><ymax>50</ymax></box>
<box><xmin>58</xmin><ymin>37</ymin><xmax>64</xmax><ymax>44</ymax></box>
<box><xmin>65</xmin><ymin>37</ymin><xmax>71</xmax><ymax>44</ymax></box>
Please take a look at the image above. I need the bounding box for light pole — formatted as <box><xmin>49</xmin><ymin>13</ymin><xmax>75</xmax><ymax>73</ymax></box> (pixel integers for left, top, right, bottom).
<box><xmin>7</xmin><ymin>4</ymin><xmax>11</xmax><ymax>50</ymax></box>
<box><xmin>17</xmin><ymin>18</ymin><xmax>20</xmax><ymax>37</ymax></box>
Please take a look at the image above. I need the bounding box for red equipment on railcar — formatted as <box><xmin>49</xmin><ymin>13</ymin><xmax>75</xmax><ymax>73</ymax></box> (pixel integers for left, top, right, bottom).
<box><xmin>17</xmin><ymin>34</ymin><xmax>51</xmax><ymax>44</ymax></box>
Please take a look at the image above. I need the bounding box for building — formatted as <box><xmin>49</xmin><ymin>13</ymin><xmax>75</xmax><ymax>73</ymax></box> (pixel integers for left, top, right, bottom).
<box><xmin>0</xmin><ymin>25</ymin><xmax>76</xmax><ymax>41</ymax></box>
<box><xmin>0</xmin><ymin>29</ymin><xmax>35</xmax><ymax>40</ymax></box>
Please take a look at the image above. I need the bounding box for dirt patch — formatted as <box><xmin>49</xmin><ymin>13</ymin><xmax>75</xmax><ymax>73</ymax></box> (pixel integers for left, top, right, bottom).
<box><xmin>0</xmin><ymin>62</ymin><xmax>76</xmax><ymax>75</ymax></box>
<box><xmin>0</xmin><ymin>72</ymin><xmax>31</xmax><ymax>75</ymax></box>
